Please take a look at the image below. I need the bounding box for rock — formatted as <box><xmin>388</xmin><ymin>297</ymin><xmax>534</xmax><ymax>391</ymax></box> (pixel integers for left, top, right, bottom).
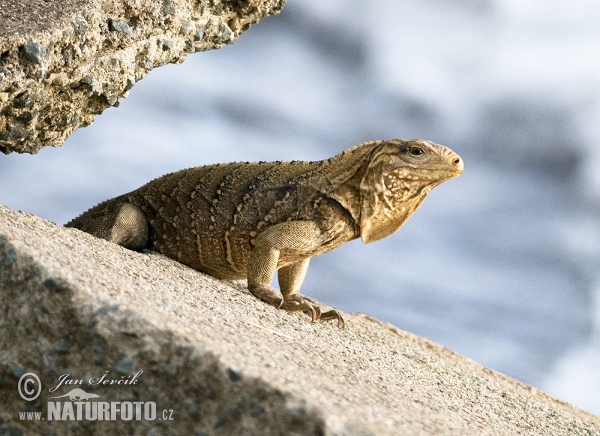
<box><xmin>20</xmin><ymin>43</ymin><xmax>48</xmax><ymax>65</ymax></box>
<box><xmin>108</xmin><ymin>20</ymin><xmax>135</xmax><ymax>37</ymax></box>
<box><xmin>1</xmin><ymin>203</ymin><xmax>599</xmax><ymax>434</ymax></box>
<box><xmin>179</xmin><ymin>19</ymin><xmax>195</xmax><ymax>36</ymax></box>
<box><xmin>0</xmin><ymin>0</ymin><xmax>285</xmax><ymax>154</ymax></box>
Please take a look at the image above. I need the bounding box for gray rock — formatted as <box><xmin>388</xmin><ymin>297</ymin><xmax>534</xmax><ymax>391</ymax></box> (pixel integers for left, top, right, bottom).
<box><xmin>162</xmin><ymin>0</ymin><xmax>176</xmax><ymax>16</ymax></box>
<box><xmin>1</xmin><ymin>204</ymin><xmax>599</xmax><ymax>434</ymax></box>
<box><xmin>158</xmin><ymin>37</ymin><xmax>174</xmax><ymax>51</ymax></box>
<box><xmin>21</xmin><ymin>42</ymin><xmax>48</xmax><ymax>65</ymax></box>
<box><xmin>219</xmin><ymin>24</ymin><xmax>234</xmax><ymax>43</ymax></box>
<box><xmin>0</xmin><ymin>0</ymin><xmax>285</xmax><ymax>154</ymax></box>
<box><xmin>194</xmin><ymin>26</ymin><xmax>205</xmax><ymax>42</ymax></box>
<box><xmin>179</xmin><ymin>19</ymin><xmax>195</xmax><ymax>36</ymax></box>
<box><xmin>109</xmin><ymin>20</ymin><xmax>134</xmax><ymax>37</ymax></box>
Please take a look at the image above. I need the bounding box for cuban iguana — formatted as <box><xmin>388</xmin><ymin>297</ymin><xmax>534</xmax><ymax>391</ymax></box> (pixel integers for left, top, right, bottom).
<box><xmin>66</xmin><ymin>139</ymin><xmax>463</xmax><ymax>327</ymax></box>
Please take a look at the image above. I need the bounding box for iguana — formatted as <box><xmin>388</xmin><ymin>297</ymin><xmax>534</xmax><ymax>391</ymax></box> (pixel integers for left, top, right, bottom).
<box><xmin>66</xmin><ymin>139</ymin><xmax>463</xmax><ymax>327</ymax></box>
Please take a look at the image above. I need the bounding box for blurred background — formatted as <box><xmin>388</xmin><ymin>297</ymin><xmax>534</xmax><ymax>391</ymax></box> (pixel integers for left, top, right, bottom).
<box><xmin>2</xmin><ymin>0</ymin><xmax>600</xmax><ymax>415</ymax></box>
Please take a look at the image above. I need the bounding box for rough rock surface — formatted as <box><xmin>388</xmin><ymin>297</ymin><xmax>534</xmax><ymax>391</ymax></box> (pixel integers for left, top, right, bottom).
<box><xmin>0</xmin><ymin>0</ymin><xmax>285</xmax><ymax>154</ymax></box>
<box><xmin>1</xmin><ymin>204</ymin><xmax>599</xmax><ymax>435</ymax></box>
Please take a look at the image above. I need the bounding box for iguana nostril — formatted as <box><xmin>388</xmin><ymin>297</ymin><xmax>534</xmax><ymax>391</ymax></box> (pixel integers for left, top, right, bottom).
<box><xmin>453</xmin><ymin>157</ymin><xmax>461</xmax><ymax>166</ymax></box>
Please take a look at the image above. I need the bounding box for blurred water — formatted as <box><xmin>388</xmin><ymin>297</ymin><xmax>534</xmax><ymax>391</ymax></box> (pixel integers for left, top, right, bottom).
<box><xmin>2</xmin><ymin>0</ymin><xmax>600</xmax><ymax>415</ymax></box>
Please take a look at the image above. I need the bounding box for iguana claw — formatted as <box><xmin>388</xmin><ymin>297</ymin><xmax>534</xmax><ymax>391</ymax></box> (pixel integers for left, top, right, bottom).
<box><xmin>281</xmin><ymin>295</ymin><xmax>344</xmax><ymax>327</ymax></box>
<box><xmin>319</xmin><ymin>310</ymin><xmax>345</xmax><ymax>328</ymax></box>
<box><xmin>281</xmin><ymin>295</ymin><xmax>316</xmax><ymax>320</ymax></box>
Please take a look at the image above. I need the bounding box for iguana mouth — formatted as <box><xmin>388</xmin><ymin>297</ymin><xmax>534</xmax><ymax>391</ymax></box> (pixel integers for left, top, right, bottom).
<box><xmin>411</xmin><ymin>153</ymin><xmax>464</xmax><ymax>181</ymax></box>
<box><xmin>393</xmin><ymin>165</ymin><xmax>463</xmax><ymax>182</ymax></box>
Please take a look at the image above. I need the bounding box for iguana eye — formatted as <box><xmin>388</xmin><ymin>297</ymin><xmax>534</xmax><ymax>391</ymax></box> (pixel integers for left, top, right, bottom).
<box><xmin>407</xmin><ymin>146</ymin><xmax>425</xmax><ymax>157</ymax></box>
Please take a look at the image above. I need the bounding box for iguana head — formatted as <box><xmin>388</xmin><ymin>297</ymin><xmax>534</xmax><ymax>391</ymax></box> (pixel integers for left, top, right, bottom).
<box><xmin>359</xmin><ymin>139</ymin><xmax>463</xmax><ymax>243</ymax></box>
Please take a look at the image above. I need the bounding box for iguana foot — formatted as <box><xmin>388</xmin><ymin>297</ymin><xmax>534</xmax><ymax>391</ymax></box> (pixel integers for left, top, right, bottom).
<box><xmin>248</xmin><ymin>285</ymin><xmax>283</xmax><ymax>308</ymax></box>
<box><xmin>281</xmin><ymin>295</ymin><xmax>344</xmax><ymax>327</ymax></box>
<box><xmin>318</xmin><ymin>309</ymin><xmax>345</xmax><ymax>328</ymax></box>
<box><xmin>249</xmin><ymin>287</ymin><xmax>344</xmax><ymax>327</ymax></box>
<box><xmin>280</xmin><ymin>295</ymin><xmax>318</xmax><ymax>321</ymax></box>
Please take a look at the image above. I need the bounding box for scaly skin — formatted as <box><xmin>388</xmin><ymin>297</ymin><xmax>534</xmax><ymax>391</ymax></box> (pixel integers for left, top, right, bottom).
<box><xmin>66</xmin><ymin>139</ymin><xmax>464</xmax><ymax>326</ymax></box>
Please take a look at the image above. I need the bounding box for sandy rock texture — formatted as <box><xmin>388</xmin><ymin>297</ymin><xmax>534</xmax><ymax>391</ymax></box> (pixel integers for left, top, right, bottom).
<box><xmin>0</xmin><ymin>0</ymin><xmax>285</xmax><ymax>154</ymax></box>
<box><xmin>1</xmin><ymin>204</ymin><xmax>599</xmax><ymax>435</ymax></box>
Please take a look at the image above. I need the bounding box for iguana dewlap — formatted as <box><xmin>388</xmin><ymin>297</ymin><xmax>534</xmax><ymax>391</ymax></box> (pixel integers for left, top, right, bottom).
<box><xmin>66</xmin><ymin>139</ymin><xmax>463</xmax><ymax>326</ymax></box>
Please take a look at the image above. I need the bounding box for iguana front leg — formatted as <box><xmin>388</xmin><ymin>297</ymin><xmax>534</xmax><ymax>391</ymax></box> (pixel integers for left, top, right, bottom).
<box><xmin>278</xmin><ymin>258</ymin><xmax>315</xmax><ymax>317</ymax></box>
<box><xmin>279</xmin><ymin>259</ymin><xmax>344</xmax><ymax>327</ymax></box>
<box><xmin>247</xmin><ymin>221</ymin><xmax>344</xmax><ymax>326</ymax></box>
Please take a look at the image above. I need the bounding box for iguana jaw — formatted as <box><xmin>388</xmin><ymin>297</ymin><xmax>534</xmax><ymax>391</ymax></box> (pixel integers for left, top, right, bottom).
<box><xmin>391</xmin><ymin>163</ymin><xmax>462</xmax><ymax>184</ymax></box>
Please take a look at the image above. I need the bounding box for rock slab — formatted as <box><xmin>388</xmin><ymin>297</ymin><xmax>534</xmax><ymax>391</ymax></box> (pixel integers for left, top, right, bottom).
<box><xmin>0</xmin><ymin>0</ymin><xmax>285</xmax><ymax>154</ymax></box>
<box><xmin>1</xmin><ymin>203</ymin><xmax>599</xmax><ymax>435</ymax></box>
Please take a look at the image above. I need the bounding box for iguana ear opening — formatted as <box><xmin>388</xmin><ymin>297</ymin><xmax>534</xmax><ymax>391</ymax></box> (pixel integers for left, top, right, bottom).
<box><xmin>359</xmin><ymin>152</ymin><xmax>390</xmax><ymax>244</ymax></box>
